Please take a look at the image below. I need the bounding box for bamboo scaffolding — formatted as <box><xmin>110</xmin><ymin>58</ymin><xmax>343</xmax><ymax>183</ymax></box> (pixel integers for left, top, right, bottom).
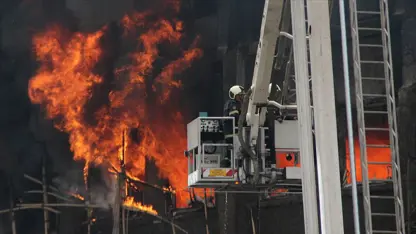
<box><xmin>4</xmin><ymin>179</ymin><xmax>186</xmax><ymax>233</ymax></box>
<box><xmin>9</xmin><ymin>180</ymin><xmax>16</xmax><ymax>234</ymax></box>
<box><xmin>124</xmin><ymin>206</ymin><xmax>188</xmax><ymax>234</ymax></box>
<box><xmin>0</xmin><ymin>206</ymin><xmax>61</xmax><ymax>215</ymax></box>
<box><xmin>42</xmin><ymin>148</ymin><xmax>49</xmax><ymax>234</ymax></box>
<box><xmin>121</xmin><ymin>130</ymin><xmax>127</xmax><ymax>234</ymax></box>
<box><xmin>203</xmin><ymin>189</ymin><xmax>210</xmax><ymax>234</ymax></box>
<box><xmin>250</xmin><ymin>208</ymin><xmax>256</xmax><ymax>234</ymax></box>
<box><xmin>171</xmin><ymin>217</ymin><xmax>177</xmax><ymax>234</ymax></box>
<box><xmin>16</xmin><ymin>203</ymin><xmax>104</xmax><ymax>209</ymax></box>
<box><xmin>24</xmin><ymin>191</ymin><xmax>71</xmax><ymax>202</ymax></box>
<box><xmin>113</xmin><ymin>130</ymin><xmax>127</xmax><ymax>234</ymax></box>
<box><xmin>86</xmin><ymin>171</ymin><xmax>92</xmax><ymax>234</ymax></box>
<box><xmin>7</xmin><ymin>130</ymin><xmax>184</xmax><ymax>234</ymax></box>
<box><xmin>23</xmin><ymin>174</ymin><xmax>58</xmax><ymax>192</ymax></box>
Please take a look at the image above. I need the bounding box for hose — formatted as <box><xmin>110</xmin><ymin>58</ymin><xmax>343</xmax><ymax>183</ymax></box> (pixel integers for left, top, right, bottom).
<box><xmin>237</xmin><ymin>89</ymin><xmax>260</xmax><ymax>184</ymax></box>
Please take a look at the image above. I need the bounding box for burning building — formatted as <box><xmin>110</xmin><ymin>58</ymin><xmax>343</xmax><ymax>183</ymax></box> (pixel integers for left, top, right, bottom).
<box><xmin>0</xmin><ymin>0</ymin><xmax>416</xmax><ymax>233</ymax></box>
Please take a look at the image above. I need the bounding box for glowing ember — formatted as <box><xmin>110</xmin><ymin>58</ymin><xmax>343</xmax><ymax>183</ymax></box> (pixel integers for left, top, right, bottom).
<box><xmin>29</xmin><ymin>5</ymin><xmax>202</xmax><ymax>208</ymax></box>
<box><xmin>123</xmin><ymin>196</ymin><xmax>158</xmax><ymax>215</ymax></box>
<box><xmin>269</xmin><ymin>188</ymin><xmax>289</xmax><ymax>197</ymax></box>
<box><xmin>70</xmin><ymin>193</ymin><xmax>85</xmax><ymax>201</ymax></box>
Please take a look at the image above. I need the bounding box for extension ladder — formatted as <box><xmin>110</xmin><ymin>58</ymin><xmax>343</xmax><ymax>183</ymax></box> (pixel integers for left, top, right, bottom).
<box><xmin>281</xmin><ymin>0</ymin><xmax>334</xmax><ymax>107</ymax></box>
<box><xmin>349</xmin><ymin>0</ymin><xmax>405</xmax><ymax>233</ymax></box>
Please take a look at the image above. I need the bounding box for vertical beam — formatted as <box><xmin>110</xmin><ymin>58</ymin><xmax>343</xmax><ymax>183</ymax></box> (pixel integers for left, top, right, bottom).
<box><xmin>338</xmin><ymin>0</ymin><xmax>360</xmax><ymax>233</ymax></box>
<box><xmin>203</xmin><ymin>189</ymin><xmax>210</xmax><ymax>234</ymax></box>
<box><xmin>112</xmin><ymin>177</ymin><xmax>121</xmax><ymax>234</ymax></box>
<box><xmin>42</xmin><ymin>149</ymin><xmax>49</xmax><ymax>234</ymax></box>
<box><xmin>306</xmin><ymin>0</ymin><xmax>345</xmax><ymax>233</ymax></box>
<box><xmin>290</xmin><ymin>0</ymin><xmax>319</xmax><ymax>233</ymax></box>
<box><xmin>9</xmin><ymin>179</ymin><xmax>16</xmax><ymax>234</ymax></box>
<box><xmin>218</xmin><ymin>191</ymin><xmax>237</xmax><ymax>234</ymax></box>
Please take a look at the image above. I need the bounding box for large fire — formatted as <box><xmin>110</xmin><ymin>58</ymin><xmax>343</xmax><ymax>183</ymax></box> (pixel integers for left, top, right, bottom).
<box><xmin>29</xmin><ymin>2</ymin><xmax>202</xmax><ymax>208</ymax></box>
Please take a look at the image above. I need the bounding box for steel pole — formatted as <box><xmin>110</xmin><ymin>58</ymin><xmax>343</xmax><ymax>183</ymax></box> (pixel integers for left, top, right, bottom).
<box><xmin>338</xmin><ymin>0</ymin><xmax>360</xmax><ymax>233</ymax></box>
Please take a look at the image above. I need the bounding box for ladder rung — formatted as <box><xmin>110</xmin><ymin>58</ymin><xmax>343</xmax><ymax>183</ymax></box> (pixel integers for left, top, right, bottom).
<box><xmin>357</xmin><ymin>11</ymin><xmax>380</xmax><ymax>15</ymax></box>
<box><xmin>290</xmin><ymin>74</ymin><xmax>311</xmax><ymax>78</ymax></box>
<box><xmin>369</xmin><ymin>179</ymin><xmax>392</xmax><ymax>182</ymax></box>
<box><xmin>361</xmin><ymin>60</ymin><xmax>384</xmax><ymax>64</ymax></box>
<box><xmin>364</xmin><ymin>110</ymin><xmax>387</xmax><ymax>114</ymax></box>
<box><xmin>372</xmin><ymin>212</ymin><xmax>395</xmax><ymax>217</ymax></box>
<box><xmin>370</xmin><ymin>195</ymin><xmax>394</xmax><ymax>199</ymax></box>
<box><xmin>358</xmin><ymin>27</ymin><xmax>382</xmax><ymax>31</ymax></box>
<box><xmin>367</xmin><ymin>144</ymin><xmax>390</xmax><ymax>148</ymax></box>
<box><xmin>372</xmin><ymin>231</ymin><xmax>397</xmax><ymax>234</ymax></box>
<box><xmin>365</xmin><ymin>127</ymin><xmax>389</xmax><ymax>131</ymax></box>
<box><xmin>362</xmin><ymin>77</ymin><xmax>385</xmax><ymax>81</ymax></box>
<box><xmin>359</xmin><ymin>44</ymin><xmax>383</xmax><ymax>48</ymax></box>
<box><xmin>362</xmin><ymin>93</ymin><xmax>386</xmax><ymax>98</ymax></box>
<box><xmin>368</xmin><ymin>161</ymin><xmax>391</xmax><ymax>165</ymax></box>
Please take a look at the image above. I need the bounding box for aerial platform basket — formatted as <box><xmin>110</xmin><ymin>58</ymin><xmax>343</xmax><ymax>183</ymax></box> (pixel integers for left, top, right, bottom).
<box><xmin>185</xmin><ymin>116</ymin><xmax>303</xmax><ymax>187</ymax></box>
<box><xmin>186</xmin><ymin>117</ymin><xmax>239</xmax><ymax>187</ymax></box>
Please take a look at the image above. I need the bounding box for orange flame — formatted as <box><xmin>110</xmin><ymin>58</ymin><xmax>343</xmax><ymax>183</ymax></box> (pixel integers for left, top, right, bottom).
<box><xmin>276</xmin><ymin>134</ymin><xmax>391</xmax><ymax>183</ymax></box>
<box><xmin>123</xmin><ymin>196</ymin><xmax>158</xmax><ymax>215</ymax></box>
<box><xmin>29</xmin><ymin>7</ymin><xmax>202</xmax><ymax>208</ymax></box>
<box><xmin>346</xmin><ymin>133</ymin><xmax>391</xmax><ymax>183</ymax></box>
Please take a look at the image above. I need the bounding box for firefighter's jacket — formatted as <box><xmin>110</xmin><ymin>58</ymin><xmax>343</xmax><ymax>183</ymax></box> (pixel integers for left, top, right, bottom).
<box><xmin>223</xmin><ymin>99</ymin><xmax>241</xmax><ymax>139</ymax></box>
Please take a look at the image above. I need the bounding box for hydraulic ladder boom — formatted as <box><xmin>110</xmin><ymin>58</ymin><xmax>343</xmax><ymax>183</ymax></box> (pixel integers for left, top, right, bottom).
<box><xmin>246</xmin><ymin>0</ymin><xmax>283</xmax><ymax>145</ymax></box>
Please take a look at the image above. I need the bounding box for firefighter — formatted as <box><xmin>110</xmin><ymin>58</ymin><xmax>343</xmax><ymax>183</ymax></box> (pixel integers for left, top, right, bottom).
<box><xmin>221</xmin><ymin>85</ymin><xmax>245</xmax><ymax>167</ymax></box>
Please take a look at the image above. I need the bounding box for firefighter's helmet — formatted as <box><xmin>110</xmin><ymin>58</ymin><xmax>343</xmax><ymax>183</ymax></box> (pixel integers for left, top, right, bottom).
<box><xmin>229</xmin><ymin>85</ymin><xmax>244</xmax><ymax>99</ymax></box>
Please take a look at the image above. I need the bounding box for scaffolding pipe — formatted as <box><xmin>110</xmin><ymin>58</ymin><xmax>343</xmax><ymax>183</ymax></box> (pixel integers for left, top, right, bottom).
<box><xmin>121</xmin><ymin>131</ymin><xmax>126</xmax><ymax>234</ymax></box>
<box><xmin>203</xmin><ymin>189</ymin><xmax>210</xmax><ymax>234</ymax></box>
<box><xmin>86</xmin><ymin>171</ymin><xmax>92</xmax><ymax>234</ymax></box>
<box><xmin>338</xmin><ymin>0</ymin><xmax>360</xmax><ymax>233</ymax></box>
<box><xmin>9</xmin><ymin>182</ymin><xmax>16</xmax><ymax>234</ymax></box>
<box><xmin>42</xmin><ymin>152</ymin><xmax>49</xmax><ymax>234</ymax></box>
<box><xmin>24</xmin><ymin>191</ymin><xmax>71</xmax><ymax>202</ymax></box>
<box><xmin>0</xmin><ymin>206</ymin><xmax>61</xmax><ymax>215</ymax></box>
<box><xmin>17</xmin><ymin>203</ymin><xmax>104</xmax><ymax>209</ymax></box>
